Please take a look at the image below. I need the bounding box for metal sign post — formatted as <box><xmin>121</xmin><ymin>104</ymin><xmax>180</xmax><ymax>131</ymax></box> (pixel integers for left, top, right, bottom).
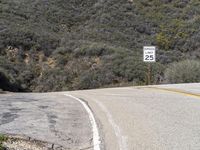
<box><xmin>147</xmin><ymin>63</ymin><xmax>151</xmax><ymax>85</ymax></box>
<box><xmin>143</xmin><ymin>46</ymin><xmax>156</xmax><ymax>85</ymax></box>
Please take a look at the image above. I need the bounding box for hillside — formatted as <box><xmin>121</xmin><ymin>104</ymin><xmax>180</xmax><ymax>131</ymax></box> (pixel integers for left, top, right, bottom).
<box><xmin>0</xmin><ymin>0</ymin><xmax>200</xmax><ymax>92</ymax></box>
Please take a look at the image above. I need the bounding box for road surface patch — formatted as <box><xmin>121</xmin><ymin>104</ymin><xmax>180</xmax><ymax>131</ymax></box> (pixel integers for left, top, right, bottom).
<box><xmin>0</xmin><ymin>93</ymin><xmax>93</xmax><ymax>149</ymax></box>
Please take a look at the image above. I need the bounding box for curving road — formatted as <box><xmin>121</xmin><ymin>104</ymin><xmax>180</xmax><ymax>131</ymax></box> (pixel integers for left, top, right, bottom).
<box><xmin>0</xmin><ymin>83</ymin><xmax>200</xmax><ymax>150</ymax></box>
<box><xmin>68</xmin><ymin>83</ymin><xmax>200</xmax><ymax>150</ymax></box>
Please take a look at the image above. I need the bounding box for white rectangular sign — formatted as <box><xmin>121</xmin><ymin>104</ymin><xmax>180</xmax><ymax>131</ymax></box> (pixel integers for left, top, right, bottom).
<box><xmin>143</xmin><ymin>46</ymin><xmax>156</xmax><ymax>62</ymax></box>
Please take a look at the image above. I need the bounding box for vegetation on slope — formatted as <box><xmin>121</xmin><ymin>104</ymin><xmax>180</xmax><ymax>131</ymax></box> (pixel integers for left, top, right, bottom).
<box><xmin>0</xmin><ymin>0</ymin><xmax>199</xmax><ymax>92</ymax></box>
<box><xmin>165</xmin><ymin>60</ymin><xmax>200</xmax><ymax>83</ymax></box>
<box><xmin>0</xmin><ymin>134</ymin><xmax>7</xmax><ymax>150</ymax></box>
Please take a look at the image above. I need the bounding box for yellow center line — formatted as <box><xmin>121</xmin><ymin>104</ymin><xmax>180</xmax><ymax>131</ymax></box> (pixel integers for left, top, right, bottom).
<box><xmin>143</xmin><ymin>87</ymin><xmax>200</xmax><ymax>99</ymax></box>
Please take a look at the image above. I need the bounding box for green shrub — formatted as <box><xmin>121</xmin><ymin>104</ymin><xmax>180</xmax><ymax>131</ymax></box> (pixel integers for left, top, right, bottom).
<box><xmin>164</xmin><ymin>60</ymin><xmax>200</xmax><ymax>83</ymax></box>
<box><xmin>156</xmin><ymin>33</ymin><xmax>171</xmax><ymax>50</ymax></box>
<box><xmin>0</xmin><ymin>134</ymin><xmax>8</xmax><ymax>150</ymax></box>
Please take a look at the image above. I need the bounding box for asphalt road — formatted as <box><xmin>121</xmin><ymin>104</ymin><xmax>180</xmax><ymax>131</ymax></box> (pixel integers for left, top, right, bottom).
<box><xmin>0</xmin><ymin>93</ymin><xmax>93</xmax><ymax>149</ymax></box>
<box><xmin>0</xmin><ymin>83</ymin><xmax>200</xmax><ymax>150</ymax></box>
<box><xmin>69</xmin><ymin>83</ymin><xmax>200</xmax><ymax>150</ymax></box>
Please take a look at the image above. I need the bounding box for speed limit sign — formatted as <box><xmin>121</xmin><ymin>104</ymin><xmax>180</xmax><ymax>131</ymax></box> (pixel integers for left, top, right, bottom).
<box><xmin>143</xmin><ymin>46</ymin><xmax>156</xmax><ymax>62</ymax></box>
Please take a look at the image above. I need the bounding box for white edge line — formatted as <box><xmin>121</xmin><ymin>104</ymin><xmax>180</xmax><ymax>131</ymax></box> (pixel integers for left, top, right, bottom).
<box><xmin>94</xmin><ymin>99</ymin><xmax>128</xmax><ymax>150</ymax></box>
<box><xmin>64</xmin><ymin>94</ymin><xmax>101</xmax><ymax>150</ymax></box>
